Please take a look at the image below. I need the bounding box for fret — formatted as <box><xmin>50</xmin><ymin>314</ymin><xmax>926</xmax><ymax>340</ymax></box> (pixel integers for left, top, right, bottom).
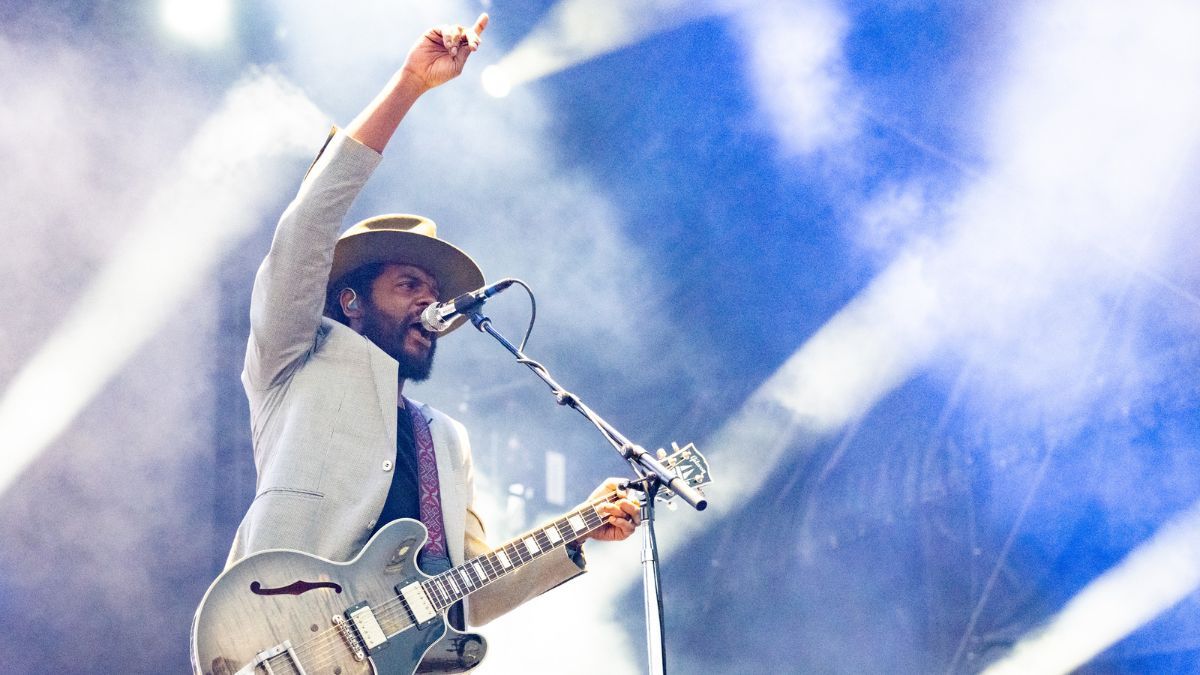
<box><xmin>504</xmin><ymin>542</ymin><xmax>526</xmax><ymax>565</ymax></box>
<box><xmin>555</xmin><ymin>519</ymin><xmax>573</xmax><ymax>542</ymax></box>
<box><xmin>422</xmin><ymin>579</ymin><xmax>445</xmax><ymax>609</ymax></box>
<box><xmin>459</xmin><ymin>567</ymin><xmax>477</xmax><ymax>591</ymax></box>
<box><xmin>406</xmin><ymin>497</ymin><xmax>627</xmax><ymax>621</ymax></box>
<box><xmin>517</xmin><ymin>540</ymin><xmax>535</xmax><ymax>560</ymax></box>
<box><xmin>567</xmin><ymin>513</ymin><xmax>586</xmax><ymax>534</ymax></box>
<box><xmin>510</xmin><ymin>544</ymin><xmax>527</xmax><ymax>567</ymax></box>
<box><xmin>522</xmin><ymin>536</ymin><xmax>541</xmax><ymax>556</ymax></box>
<box><xmin>423</xmin><ymin>497</ymin><xmax>623</xmax><ymax>616</ymax></box>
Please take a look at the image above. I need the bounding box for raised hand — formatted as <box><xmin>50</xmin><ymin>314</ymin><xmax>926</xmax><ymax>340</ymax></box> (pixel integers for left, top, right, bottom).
<box><xmin>402</xmin><ymin>13</ymin><xmax>489</xmax><ymax>93</ymax></box>
<box><xmin>345</xmin><ymin>14</ymin><xmax>490</xmax><ymax>153</ymax></box>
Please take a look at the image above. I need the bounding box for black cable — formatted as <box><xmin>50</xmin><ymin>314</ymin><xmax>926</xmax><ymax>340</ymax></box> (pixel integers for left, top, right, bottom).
<box><xmin>509</xmin><ymin>278</ymin><xmax>536</xmax><ymax>353</ymax></box>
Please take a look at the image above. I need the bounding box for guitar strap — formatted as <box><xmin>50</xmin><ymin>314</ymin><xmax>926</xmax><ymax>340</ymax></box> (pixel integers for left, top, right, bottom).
<box><xmin>404</xmin><ymin>398</ymin><xmax>449</xmax><ymax>561</ymax></box>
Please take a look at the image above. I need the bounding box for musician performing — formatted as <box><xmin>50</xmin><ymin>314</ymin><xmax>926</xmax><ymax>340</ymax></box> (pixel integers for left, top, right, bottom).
<box><xmin>191</xmin><ymin>14</ymin><xmax>645</xmax><ymax>675</ymax></box>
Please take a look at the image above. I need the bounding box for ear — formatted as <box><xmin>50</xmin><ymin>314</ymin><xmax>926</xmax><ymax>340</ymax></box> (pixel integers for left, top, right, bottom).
<box><xmin>339</xmin><ymin>288</ymin><xmax>363</xmax><ymax>318</ymax></box>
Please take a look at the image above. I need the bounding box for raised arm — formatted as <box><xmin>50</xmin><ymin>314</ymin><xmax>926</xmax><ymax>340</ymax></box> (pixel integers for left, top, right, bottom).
<box><xmin>243</xmin><ymin>15</ymin><xmax>488</xmax><ymax>390</ymax></box>
<box><xmin>347</xmin><ymin>13</ymin><xmax>488</xmax><ymax>153</ymax></box>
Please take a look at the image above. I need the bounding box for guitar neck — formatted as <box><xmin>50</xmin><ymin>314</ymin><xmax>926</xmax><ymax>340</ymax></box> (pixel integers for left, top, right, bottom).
<box><xmin>419</xmin><ymin>493</ymin><xmax>621</xmax><ymax>611</ymax></box>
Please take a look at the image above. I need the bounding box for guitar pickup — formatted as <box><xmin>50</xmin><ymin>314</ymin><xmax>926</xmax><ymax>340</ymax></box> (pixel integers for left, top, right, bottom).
<box><xmin>344</xmin><ymin>602</ymin><xmax>389</xmax><ymax>654</ymax></box>
<box><xmin>399</xmin><ymin>581</ymin><xmax>437</xmax><ymax>625</ymax></box>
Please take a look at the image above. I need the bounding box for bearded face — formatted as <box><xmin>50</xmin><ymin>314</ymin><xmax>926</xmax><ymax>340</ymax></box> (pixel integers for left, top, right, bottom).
<box><xmin>355</xmin><ymin>263</ymin><xmax>441</xmax><ymax>382</ymax></box>
<box><xmin>360</xmin><ymin>300</ymin><xmax>437</xmax><ymax>381</ymax></box>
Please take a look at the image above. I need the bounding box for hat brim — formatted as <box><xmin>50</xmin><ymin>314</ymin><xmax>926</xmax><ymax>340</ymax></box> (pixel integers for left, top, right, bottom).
<box><xmin>328</xmin><ymin>218</ymin><xmax>484</xmax><ymax>335</ymax></box>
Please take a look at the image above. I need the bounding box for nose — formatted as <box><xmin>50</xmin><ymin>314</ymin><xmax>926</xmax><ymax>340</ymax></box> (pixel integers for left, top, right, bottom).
<box><xmin>414</xmin><ymin>283</ymin><xmax>439</xmax><ymax>309</ymax></box>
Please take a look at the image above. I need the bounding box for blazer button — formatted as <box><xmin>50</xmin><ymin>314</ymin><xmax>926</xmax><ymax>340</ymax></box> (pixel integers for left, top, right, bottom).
<box><xmin>382</xmin><ymin>459</ymin><xmax>394</xmax><ymax>472</ymax></box>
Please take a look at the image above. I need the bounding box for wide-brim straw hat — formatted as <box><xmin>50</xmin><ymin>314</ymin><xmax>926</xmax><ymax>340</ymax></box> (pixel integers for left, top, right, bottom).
<box><xmin>328</xmin><ymin>214</ymin><xmax>484</xmax><ymax>334</ymax></box>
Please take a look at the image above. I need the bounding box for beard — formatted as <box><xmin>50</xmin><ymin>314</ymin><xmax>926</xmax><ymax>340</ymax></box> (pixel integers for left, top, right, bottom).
<box><xmin>395</xmin><ymin>337</ymin><xmax>436</xmax><ymax>382</ymax></box>
<box><xmin>360</xmin><ymin>305</ymin><xmax>437</xmax><ymax>382</ymax></box>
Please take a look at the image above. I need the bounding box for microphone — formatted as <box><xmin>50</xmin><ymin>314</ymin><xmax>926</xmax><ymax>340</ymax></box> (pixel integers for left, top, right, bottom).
<box><xmin>420</xmin><ymin>279</ymin><xmax>516</xmax><ymax>332</ymax></box>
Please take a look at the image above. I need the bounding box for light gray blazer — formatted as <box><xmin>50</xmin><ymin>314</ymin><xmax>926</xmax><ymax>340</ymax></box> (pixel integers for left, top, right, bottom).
<box><xmin>226</xmin><ymin>131</ymin><xmax>582</xmax><ymax>626</ymax></box>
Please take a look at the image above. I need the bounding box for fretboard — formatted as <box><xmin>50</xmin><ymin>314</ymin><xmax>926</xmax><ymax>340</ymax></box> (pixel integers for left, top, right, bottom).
<box><xmin>418</xmin><ymin>493</ymin><xmax>620</xmax><ymax>610</ymax></box>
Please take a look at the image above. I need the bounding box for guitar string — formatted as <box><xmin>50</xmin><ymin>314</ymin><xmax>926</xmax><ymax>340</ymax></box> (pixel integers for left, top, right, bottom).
<box><xmin>285</xmin><ymin>500</ymin><xmax>614</xmax><ymax>673</ymax></box>
<box><xmin>225</xmin><ymin>454</ymin><xmax>704</xmax><ymax>673</ymax></box>
<box><xmin>279</xmin><ymin>501</ymin><xmax>614</xmax><ymax>673</ymax></box>
<box><xmin>265</xmin><ymin>495</ymin><xmax>620</xmax><ymax>673</ymax></box>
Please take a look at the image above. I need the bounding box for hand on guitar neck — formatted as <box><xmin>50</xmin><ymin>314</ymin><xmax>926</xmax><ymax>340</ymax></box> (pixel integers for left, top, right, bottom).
<box><xmin>578</xmin><ymin>479</ymin><xmax>642</xmax><ymax>543</ymax></box>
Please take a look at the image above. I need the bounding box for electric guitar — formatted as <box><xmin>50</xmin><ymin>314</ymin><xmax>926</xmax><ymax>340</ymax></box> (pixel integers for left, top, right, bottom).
<box><xmin>190</xmin><ymin>443</ymin><xmax>711</xmax><ymax>675</ymax></box>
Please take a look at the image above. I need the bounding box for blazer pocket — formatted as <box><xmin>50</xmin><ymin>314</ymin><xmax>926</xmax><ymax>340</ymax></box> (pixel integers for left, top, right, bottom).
<box><xmin>254</xmin><ymin>486</ymin><xmax>325</xmax><ymax>501</ymax></box>
<box><xmin>245</xmin><ymin>487</ymin><xmax>328</xmax><ymax>554</ymax></box>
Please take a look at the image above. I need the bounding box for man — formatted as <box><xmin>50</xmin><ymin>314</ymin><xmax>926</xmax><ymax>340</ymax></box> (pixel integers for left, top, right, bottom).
<box><xmin>226</xmin><ymin>13</ymin><xmax>640</xmax><ymax>630</ymax></box>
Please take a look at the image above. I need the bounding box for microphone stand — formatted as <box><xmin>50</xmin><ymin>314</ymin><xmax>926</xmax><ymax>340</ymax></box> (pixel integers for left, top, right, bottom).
<box><xmin>466</xmin><ymin>309</ymin><xmax>706</xmax><ymax>675</ymax></box>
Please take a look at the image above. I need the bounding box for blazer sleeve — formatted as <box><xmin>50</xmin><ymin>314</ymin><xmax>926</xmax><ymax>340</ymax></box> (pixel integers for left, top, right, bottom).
<box><xmin>463</xmin><ymin>506</ymin><xmax>586</xmax><ymax>627</ymax></box>
<box><xmin>243</xmin><ymin>130</ymin><xmax>382</xmax><ymax>391</ymax></box>
<box><xmin>451</xmin><ymin>422</ymin><xmax>583</xmax><ymax>624</ymax></box>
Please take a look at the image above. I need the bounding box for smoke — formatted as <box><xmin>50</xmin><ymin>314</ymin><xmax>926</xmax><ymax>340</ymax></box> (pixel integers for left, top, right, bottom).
<box><xmin>928</xmin><ymin>0</ymin><xmax>1200</xmax><ymax>422</ymax></box>
<box><xmin>656</xmin><ymin>0</ymin><xmax>1200</xmax><ymax>642</ymax></box>
<box><xmin>4</xmin><ymin>0</ymin><xmax>1191</xmax><ymax>671</ymax></box>
<box><xmin>0</xmin><ymin>34</ymin><xmax>197</xmax><ymax>370</ymax></box>
<box><xmin>0</xmin><ymin>65</ymin><xmax>328</xmax><ymax>495</ymax></box>
<box><xmin>727</xmin><ymin>0</ymin><xmax>862</xmax><ymax>158</ymax></box>
<box><xmin>0</xmin><ymin>11</ymin><xmax>331</xmax><ymax>670</ymax></box>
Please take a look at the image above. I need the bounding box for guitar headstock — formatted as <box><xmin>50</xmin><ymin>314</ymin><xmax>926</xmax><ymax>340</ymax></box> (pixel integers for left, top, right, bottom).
<box><xmin>654</xmin><ymin>442</ymin><xmax>711</xmax><ymax>506</ymax></box>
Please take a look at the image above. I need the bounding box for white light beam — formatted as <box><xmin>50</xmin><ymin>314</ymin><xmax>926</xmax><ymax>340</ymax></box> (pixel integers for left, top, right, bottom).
<box><xmin>482</xmin><ymin>0</ymin><xmax>721</xmax><ymax>93</ymax></box>
<box><xmin>982</xmin><ymin>499</ymin><xmax>1200</xmax><ymax>675</ymax></box>
<box><xmin>0</xmin><ymin>70</ymin><xmax>326</xmax><ymax>496</ymax></box>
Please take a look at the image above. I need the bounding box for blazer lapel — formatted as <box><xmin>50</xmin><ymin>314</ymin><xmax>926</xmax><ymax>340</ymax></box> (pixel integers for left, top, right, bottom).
<box><xmin>368</xmin><ymin>342</ymin><xmax>398</xmax><ymax>445</ymax></box>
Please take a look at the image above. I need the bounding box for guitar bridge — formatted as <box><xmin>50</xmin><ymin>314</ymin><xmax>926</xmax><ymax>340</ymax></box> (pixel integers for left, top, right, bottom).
<box><xmin>234</xmin><ymin>640</ymin><xmax>306</xmax><ymax>675</ymax></box>
<box><xmin>332</xmin><ymin>615</ymin><xmax>366</xmax><ymax>662</ymax></box>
